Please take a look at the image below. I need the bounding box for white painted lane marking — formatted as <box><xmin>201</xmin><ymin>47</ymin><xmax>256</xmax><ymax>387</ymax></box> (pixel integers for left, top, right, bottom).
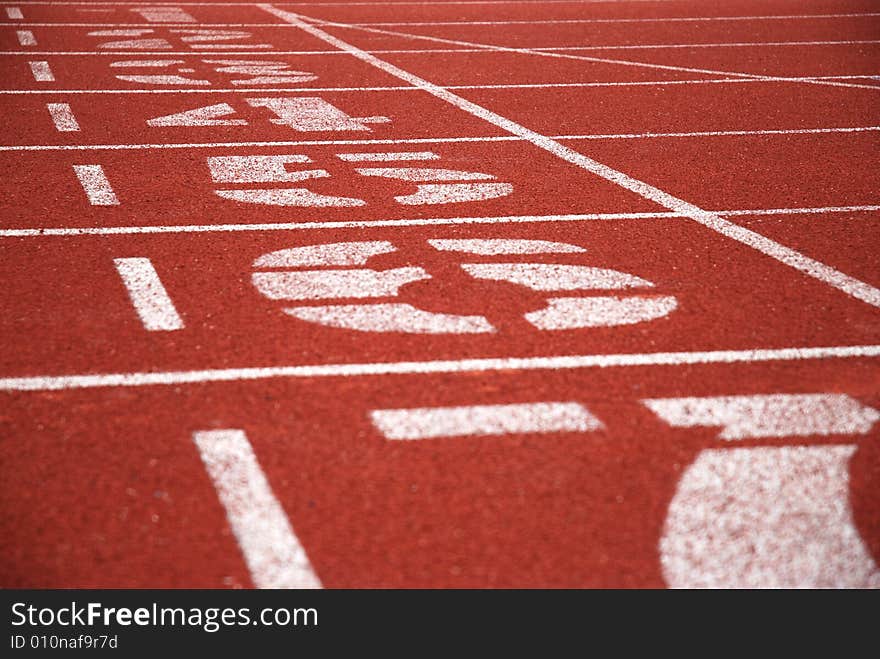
<box><xmin>396</xmin><ymin>182</ymin><xmax>513</xmax><ymax>205</ymax></box>
<box><xmin>644</xmin><ymin>394</ymin><xmax>880</xmax><ymax>439</ymax></box>
<box><xmin>350</xmin><ymin>12</ymin><xmax>880</xmax><ymax>26</ymax></box>
<box><xmin>371</xmin><ymin>402</ymin><xmax>602</xmax><ymax>440</ymax></box>
<box><xmin>3</xmin><ymin>205</ymin><xmax>880</xmax><ymax>237</ymax></box>
<box><xmin>46</xmin><ymin>102</ymin><xmax>80</xmax><ymax>131</ymax></box>
<box><xmin>72</xmin><ymin>164</ymin><xmax>119</xmax><ymax>205</ymax></box>
<box><xmin>355</xmin><ymin>166</ymin><xmax>493</xmax><ymax>181</ymax></box>
<box><xmin>1</xmin><ymin>126</ymin><xmax>878</xmax><ymax>150</ymax></box>
<box><xmin>193</xmin><ymin>429</ymin><xmax>322</xmax><ymax>590</ymax></box>
<box><xmin>264</xmin><ymin>6</ymin><xmax>880</xmax><ymax>308</ymax></box>
<box><xmin>337</xmin><ymin>151</ymin><xmax>439</xmax><ymax>161</ymax></box>
<box><xmin>324</xmin><ymin>19</ymin><xmax>880</xmax><ymax>92</ymax></box>
<box><xmin>253</xmin><ymin>267</ymin><xmax>430</xmax><ymax>300</ymax></box>
<box><xmin>3</xmin><ymin>81</ymin><xmax>879</xmax><ymax>96</ymax></box>
<box><xmin>113</xmin><ymin>257</ymin><xmax>184</xmax><ymax>331</ymax></box>
<box><xmin>147</xmin><ymin>103</ymin><xmax>246</xmax><ymax>125</ymax></box>
<box><xmin>286</xmin><ymin>303</ymin><xmax>496</xmax><ymax>334</ymax></box>
<box><xmin>246</xmin><ymin>96</ymin><xmax>388</xmax><ymax>131</ymax></box>
<box><xmin>660</xmin><ymin>446</ymin><xmax>880</xmax><ymax>588</ymax></box>
<box><xmin>16</xmin><ymin>29</ymin><xmax>35</xmax><ymax>45</ymax></box>
<box><xmin>6</xmin><ymin>7</ymin><xmax>23</xmax><ymax>19</ymax></box>
<box><xmin>8</xmin><ymin>17</ymin><xmax>880</xmax><ymax>28</ymax></box>
<box><xmin>1</xmin><ymin>345</ymin><xmax>878</xmax><ymax>392</ymax></box>
<box><xmin>430</xmin><ymin>238</ymin><xmax>586</xmax><ymax>254</ymax></box>
<box><xmin>526</xmin><ymin>295</ymin><xmax>678</xmax><ymax>329</ymax></box>
<box><xmin>132</xmin><ymin>7</ymin><xmax>196</xmax><ymax>22</ymax></box>
<box><xmin>28</xmin><ymin>60</ymin><xmax>53</xmax><ymax>81</ymax></box>
<box><xmin>254</xmin><ymin>241</ymin><xmax>396</xmax><ymax>267</ymax></box>
<box><xmin>462</xmin><ymin>263</ymin><xmax>653</xmax><ymax>290</ymax></box>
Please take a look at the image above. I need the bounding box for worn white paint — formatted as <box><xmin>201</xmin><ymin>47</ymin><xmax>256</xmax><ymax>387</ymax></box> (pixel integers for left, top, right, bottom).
<box><xmin>148</xmin><ymin>102</ymin><xmax>247</xmax><ymax>126</ymax></box>
<box><xmin>253</xmin><ymin>267</ymin><xmax>430</xmax><ymax>300</ymax></box>
<box><xmin>28</xmin><ymin>60</ymin><xmax>53</xmax><ymax>81</ymax></box>
<box><xmin>644</xmin><ymin>394</ymin><xmax>880</xmax><ymax>439</ymax></box>
<box><xmin>16</xmin><ymin>30</ymin><xmax>36</xmax><ymax>46</ymax></box>
<box><xmin>193</xmin><ymin>429</ymin><xmax>322</xmax><ymax>589</ymax></box>
<box><xmin>207</xmin><ymin>154</ymin><xmax>313</xmax><ymax>182</ymax></box>
<box><xmin>72</xmin><ymin>164</ymin><xmax>119</xmax><ymax>205</ymax></box>
<box><xmin>371</xmin><ymin>401</ymin><xmax>602</xmax><ymax>440</ymax></box>
<box><xmin>246</xmin><ymin>97</ymin><xmax>387</xmax><ymax>131</ymax></box>
<box><xmin>47</xmin><ymin>102</ymin><xmax>80</xmax><ymax>131</ymax></box>
<box><xmin>286</xmin><ymin>303</ymin><xmax>496</xmax><ymax>334</ymax></box>
<box><xmin>337</xmin><ymin>151</ymin><xmax>439</xmax><ymax>162</ymax></box>
<box><xmin>396</xmin><ymin>182</ymin><xmax>513</xmax><ymax>205</ymax></box>
<box><xmin>429</xmin><ymin>238</ymin><xmax>586</xmax><ymax>255</ymax></box>
<box><xmin>356</xmin><ymin>167</ymin><xmax>494</xmax><ymax>182</ymax></box>
<box><xmin>254</xmin><ymin>242</ymin><xmax>396</xmax><ymax>268</ymax></box>
<box><xmin>216</xmin><ymin>188</ymin><xmax>365</xmax><ymax>207</ymax></box>
<box><xmin>6</xmin><ymin>7</ymin><xmax>23</xmax><ymax>19</ymax></box>
<box><xmin>132</xmin><ymin>7</ymin><xmax>196</xmax><ymax>22</ymax></box>
<box><xmin>462</xmin><ymin>263</ymin><xmax>654</xmax><ymax>291</ymax></box>
<box><xmin>113</xmin><ymin>257</ymin><xmax>184</xmax><ymax>331</ymax></box>
<box><xmin>526</xmin><ymin>295</ymin><xmax>678</xmax><ymax>329</ymax></box>
<box><xmin>660</xmin><ymin>445</ymin><xmax>880</xmax><ymax>588</ymax></box>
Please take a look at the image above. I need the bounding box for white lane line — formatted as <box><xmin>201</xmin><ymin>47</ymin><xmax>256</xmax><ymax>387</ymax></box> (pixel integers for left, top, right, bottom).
<box><xmin>113</xmin><ymin>257</ymin><xmax>184</xmax><ymax>331</ymax></box>
<box><xmin>7</xmin><ymin>18</ymin><xmax>880</xmax><ymax>34</ymax></box>
<box><xmin>16</xmin><ymin>29</ymin><xmax>35</xmax><ymax>45</ymax></box>
<box><xmin>6</xmin><ymin>7</ymin><xmax>24</xmax><ymax>19</ymax></box>
<box><xmin>72</xmin><ymin>164</ymin><xmax>119</xmax><ymax>205</ymax></box>
<box><xmin>263</xmin><ymin>6</ymin><xmax>880</xmax><ymax>308</ymax></box>
<box><xmin>193</xmin><ymin>429</ymin><xmax>322</xmax><ymax>590</ymax></box>
<box><xmin>46</xmin><ymin>102</ymin><xmax>80</xmax><ymax>131</ymax></box>
<box><xmin>371</xmin><ymin>402</ymin><xmax>602</xmax><ymax>440</ymax></box>
<box><xmin>0</xmin><ymin>212</ymin><xmax>675</xmax><ymax>237</ymax></box>
<box><xmin>358</xmin><ymin>14</ymin><xmax>880</xmax><ymax>26</ymax></box>
<box><xmin>0</xmin><ymin>41</ymin><xmax>877</xmax><ymax>55</ymax></box>
<box><xmin>322</xmin><ymin>19</ymin><xmax>880</xmax><ymax>92</ymax></box>
<box><xmin>721</xmin><ymin>205</ymin><xmax>880</xmax><ymax>216</ymax></box>
<box><xmin>28</xmin><ymin>60</ymin><xmax>53</xmax><ymax>81</ymax></box>
<box><xmin>661</xmin><ymin>445</ymin><xmax>880</xmax><ymax>588</ymax></box>
<box><xmin>2</xmin><ymin>125</ymin><xmax>877</xmax><ymax>151</ymax></box>
<box><xmin>2</xmin><ymin>205</ymin><xmax>879</xmax><ymax>237</ymax></box>
<box><xmin>3</xmin><ymin>78</ymin><xmax>879</xmax><ymax>94</ymax></box>
<box><xmin>1</xmin><ymin>345</ymin><xmax>879</xmax><ymax>392</ymax></box>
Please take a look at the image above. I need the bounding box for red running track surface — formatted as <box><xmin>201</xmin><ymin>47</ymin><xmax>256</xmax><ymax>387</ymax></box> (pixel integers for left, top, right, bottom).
<box><xmin>0</xmin><ymin>0</ymin><xmax>878</xmax><ymax>589</ymax></box>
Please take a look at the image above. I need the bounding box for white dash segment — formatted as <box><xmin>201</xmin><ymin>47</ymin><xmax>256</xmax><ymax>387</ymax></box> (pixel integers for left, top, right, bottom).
<box><xmin>6</xmin><ymin>7</ymin><xmax>23</xmax><ymax>20</ymax></box>
<box><xmin>337</xmin><ymin>151</ymin><xmax>439</xmax><ymax>161</ymax></box>
<box><xmin>371</xmin><ymin>401</ymin><xmax>602</xmax><ymax>440</ymax></box>
<box><xmin>113</xmin><ymin>257</ymin><xmax>184</xmax><ymax>331</ymax></box>
<box><xmin>72</xmin><ymin>164</ymin><xmax>119</xmax><ymax>206</ymax></box>
<box><xmin>193</xmin><ymin>429</ymin><xmax>322</xmax><ymax>589</ymax></box>
<box><xmin>29</xmin><ymin>60</ymin><xmax>53</xmax><ymax>81</ymax></box>
<box><xmin>16</xmin><ymin>29</ymin><xmax>35</xmax><ymax>46</ymax></box>
<box><xmin>47</xmin><ymin>102</ymin><xmax>80</xmax><ymax>132</ymax></box>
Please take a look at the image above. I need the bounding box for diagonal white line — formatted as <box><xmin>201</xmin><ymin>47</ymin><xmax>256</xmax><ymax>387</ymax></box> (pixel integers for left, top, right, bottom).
<box><xmin>313</xmin><ymin>18</ymin><xmax>880</xmax><ymax>92</ymax></box>
<box><xmin>193</xmin><ymin>429</ymin><xmax>322</xmax><ymax>589</ymax></box>
<box><xmin>257</xmin><ymin>4</ymin><xmax>880</xmax><ymax>309</ymax></box>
